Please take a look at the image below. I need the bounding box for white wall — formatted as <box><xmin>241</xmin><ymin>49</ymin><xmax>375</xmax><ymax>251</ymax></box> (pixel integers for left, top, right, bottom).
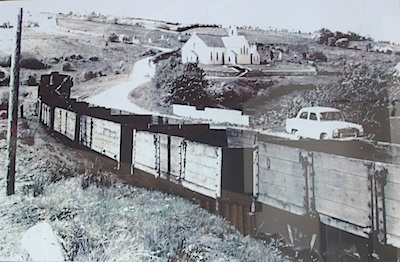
<box><xmin>182</xmin><ymin>34</ymin><xmax>226</xmax><ymax>65</ymax></box>
<box><xmin>80</xmin><ymin>116</ymin><xmax>121</xmax><ymax>162</ymax></box>
<box><xmin>172</xmin><ymin>104</ymin><xmax>249</xmax><ymax>126</ymax></box>
<box><xmin>132</xmin><ymin>131</ymin><xmax>223</xmax><ymax>199</ymax></box>
<box><xmin>54</xmin><ymin>107</ymin><xmax>76</xmax><ymax>141</ymax></box>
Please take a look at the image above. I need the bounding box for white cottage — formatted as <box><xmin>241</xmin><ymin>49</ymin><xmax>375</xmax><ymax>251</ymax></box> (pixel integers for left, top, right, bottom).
<box><xmin>181</xmin><ymin>26</ymin><xmax>260</xmax><ymax>65</ymax></box>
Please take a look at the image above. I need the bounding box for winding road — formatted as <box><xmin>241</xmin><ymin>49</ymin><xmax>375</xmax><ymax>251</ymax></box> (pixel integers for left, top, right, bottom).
<box><xmin>85</xmin><ymin>57</ymin><xmax>155</xmax><ymax>115</ymax></box>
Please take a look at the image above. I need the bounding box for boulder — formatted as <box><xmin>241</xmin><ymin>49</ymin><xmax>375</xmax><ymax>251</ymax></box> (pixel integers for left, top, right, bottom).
<box><xmin>21</xmin><ymin>222</ymin><xmax>65</xmax><ymax>261</ymax></box>
<box><xmin>394</xmin><ymin>62</ymin><xmax>400</xmax><ymax>77</ymax></box>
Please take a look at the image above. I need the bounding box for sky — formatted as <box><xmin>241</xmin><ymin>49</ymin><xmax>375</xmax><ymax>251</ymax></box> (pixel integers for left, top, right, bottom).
<box><xmin>1</xmin><ymin>0</ymin><xmax>400</xmax><ymax>44</ymax></box>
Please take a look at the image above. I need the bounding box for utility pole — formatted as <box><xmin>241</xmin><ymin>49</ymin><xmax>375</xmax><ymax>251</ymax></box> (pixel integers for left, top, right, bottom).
<box><xmin>6</xmin><ymin>8</ymin><xmax>23</xmax><ymax>196</ymax></box>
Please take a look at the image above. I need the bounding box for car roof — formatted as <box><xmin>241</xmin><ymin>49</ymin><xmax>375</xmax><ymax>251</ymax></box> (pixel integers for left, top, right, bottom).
<box><xmin>300</xmin><ymin>107</ymin><xmax>341</xmax><ymax>113</ymax></box>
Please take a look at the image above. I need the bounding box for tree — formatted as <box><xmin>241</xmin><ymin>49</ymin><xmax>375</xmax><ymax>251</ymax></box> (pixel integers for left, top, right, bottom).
<box><xmin>171</xmin><ymin>62</ymin><xmax>211</xmax><ymax>108</ymax></box>
<box><xmin>337</xmin><ymin>63</ymin><xmax>390</xmax><ymax>141</ymax></box>
<box><xmin>154</xmin><ymin>56</ymin><xmax>213</xmax><ymax>108</ymax></box>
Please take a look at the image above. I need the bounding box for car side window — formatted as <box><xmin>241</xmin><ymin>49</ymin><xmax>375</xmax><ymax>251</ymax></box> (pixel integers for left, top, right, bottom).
<box><xmin>300</xmin><ymin>112</ymin><xmax>308</xmax><ymax>119</ymax></box>
<box><xmin>310</xmin><ymin>113</ymin><xmax>317</xmax><ymax>121</ymax></box>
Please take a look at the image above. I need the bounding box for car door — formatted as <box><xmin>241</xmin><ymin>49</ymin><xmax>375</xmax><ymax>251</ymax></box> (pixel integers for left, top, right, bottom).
<box><xmin>307</xmin><ymin>112</ymin><xmax>319</xmax><ymax>139</ymax></box>
<box><xmin>298</xmin><ymin>111</ymin><xmax>308</xmax><ymax>137</ymax></box>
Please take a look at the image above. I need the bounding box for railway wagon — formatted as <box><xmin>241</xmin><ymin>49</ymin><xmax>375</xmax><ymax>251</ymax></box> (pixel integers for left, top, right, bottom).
<box><xmin>228</xmin><ymin>129</ymin><xmax>400</xmax><ymax>261</ymax></box>
<box><xmin>38</xmin><ymin>100</ymin><xmax>250</xmax><ymax>200</ymax></box>
<box><xmin>53</xmin><ymin>107</ymin><xmax>77</xmax><ymax>141</ymax></box>
<box><xmin>131</xmin><ymin>130</ymin><xmax>223</xmax><ymax>199</ymax></box>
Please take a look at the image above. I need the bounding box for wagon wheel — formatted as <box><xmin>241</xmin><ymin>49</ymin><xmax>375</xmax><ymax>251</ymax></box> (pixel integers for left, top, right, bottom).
<box><xmin>292</xmin><ymin>130</ymin><xmax>300</xmax><ymax>140</ymax></box>
<box><xmin>320</xmin><ymin>133</ymin><xmax>329</xmax><ymax>140</ymax></box>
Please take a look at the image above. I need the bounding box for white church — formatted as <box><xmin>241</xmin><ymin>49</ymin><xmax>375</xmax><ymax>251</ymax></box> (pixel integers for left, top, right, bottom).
<box><xmin>181</xmin><ymin>26</ymin><xmax>261</xmax><ymax>65</ymax></box>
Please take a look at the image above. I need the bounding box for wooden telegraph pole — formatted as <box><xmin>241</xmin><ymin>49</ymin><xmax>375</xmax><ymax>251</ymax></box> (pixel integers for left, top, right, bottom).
<box><xmin>6</xmin><ymin>8</ymin><xmax>23</xmax><ymax>196</ymax></box>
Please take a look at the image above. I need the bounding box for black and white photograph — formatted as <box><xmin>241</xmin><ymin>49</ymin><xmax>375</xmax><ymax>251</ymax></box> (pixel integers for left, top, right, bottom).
<box><xmin>1</xmin><ymin>0</ymin><xmax>400</xmax><ymax>261</ymax></box>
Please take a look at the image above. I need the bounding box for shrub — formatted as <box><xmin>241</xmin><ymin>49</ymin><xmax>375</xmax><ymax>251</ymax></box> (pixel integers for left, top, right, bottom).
<box><xmin>83</xmin><ymin>70</ymin><xmax>97</xmax><ymax>81</ymax></box>
<box><xmin>0</xmin><ymin>55</ymin><xmax>11</xmax><ymax>67</ymax></box>
<box><xmin>33</xmin><ymin>176</ymin><xmax>47</xmax><ymax>197</ymax></box>
<box><xmin>62</xmin><ymin>62</ymin><xmax>74</xmax><ymax>72</ymax></box>
<box><xmin>27</xmin><ymin>20</ymin><xmax>39</xmax><ymax>27</ymax></box>
<box><xmin>176</xmin><ymin>23</ymin><xmax>220</xmax><ymax>32</ymax></box>
<box><xmin>154</xmin><ymin>56</ymin><xmax>213</xmax><ymax>108</ymax></box>
<box><xmin>26</xmin><ymin>75</ymin><xmax>38</xmax><ymax>86</ymax></box>
<box><xmin>108</xmin><ymin>33</ymin><xmax>119</xmax><ymax>43</ymax></box>
<box><xmin>335</xmin><ymin>63</ymin><xmax>391</xmax><ymax>140</ymax></box>
<box><xmin>0</xmin><ymin>76</ymin><xmax>10</xmax><ymax>86</ymax></box>
<box><xmin>156</xmin><ymin>24</ymin><xmax>170</xmax><ymax>30</ymax></box>
<box><xmin>20</xmin><ymin>58</ymin><xmax>50</xmax><ymax>69</ymax></box>
<box><xmin>89</xmin><ymin>56</ymin><xmax>99</xmax><ymax>62</ymax></box>
<box><xmin>308</xmin><ymin>51</ymin><xmax>328</xmax><ymax>62</ymax></box>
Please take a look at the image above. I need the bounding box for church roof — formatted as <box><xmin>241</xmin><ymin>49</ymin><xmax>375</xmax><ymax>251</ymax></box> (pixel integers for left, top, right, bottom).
<box><xmin>197</xmin><ymin>34</ymin><xmax>225</xmax><ymax>48</ymax></box>
<box><xmin>222</xmin><ymin>35</ymin><xmax>248</xmax><ymax>48</ymax></box>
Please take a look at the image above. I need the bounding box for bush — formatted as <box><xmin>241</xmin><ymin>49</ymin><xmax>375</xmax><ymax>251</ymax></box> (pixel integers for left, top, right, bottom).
<box><xmin>0</xmin><ymin>55</ymin><xmax>11</xmax><ymax>67</ymax></box>
<box><xmin>156</xmin><ymin>24</ymin><xmax>170</xmax><ymax>30</ymax></box>
<box><xmin>89</xmin><ymin>56</ymin><xmax>99</xmax><ymax>62</ymax></box>
<box><xmin>27</xmin><ymin>20</ymin><xmax>39</xmax><ymax>27</ymax></box>
<box><xmin>32</xmin><ymin>176</ymin><xmax>47</xmax><ymax>197</ymax></box>
<box><xmin>154</xmin><ymin>56</ymin><xmax>213</xmax><ymax>108</ymax></box>
<box><xmin>108</xmin><ymin>33</ymin><xmax>119</xmax><ymax>43</ymax></box>
<box><xmin>308</xmin><ymin>51</ymin><xmax>328</xmax><ymax>62</ymax></box>
<box><xmin>26</xmin><ymin>75</ymin><xmax>38</xmax><ymax>86</ymax></box>
<box><xmin>62</xmin><ymin>62</ymin><xmax>74</xmax><ymax>72</ymax></box>
<box><xmin>0</xmin><ymin>76</ymin><xmax>9</xmax><ymax>86</ymax></box>
<box><xmin>170</xmin><ymin>62</ymin><xmax>212</xmax><ymax>108</ymax></box>
<box><xmin>83</xmin><ymin>71</ymin><xmax>97</xmax><ymax>81</ymax></box>
<box><xmin>176</xmin><ymin>23</ymin><xmax>220</xmax><ymax>32</ymax></box>
<box><xmin>286</xmin><ymin>64</ymin><xmax>394</xmax><ymax>141</ymax></box>
<box><xmin>335</xmin><ymin>63</ymin><xmax>391</xmax><ymax>140</ymax></box>
<box><xmin>316</xmin><ymin>28</ymin><xmax>373</xmax><ymax>46</ymax></box>
<box><xmin>20</xmin><ymin>58</ymin><xmax>50</xmax><ymax>69</ymax></box>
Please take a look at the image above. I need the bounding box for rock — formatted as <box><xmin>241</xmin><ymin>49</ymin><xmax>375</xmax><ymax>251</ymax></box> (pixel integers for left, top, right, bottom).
<box><xmin>62</xmin><ymin>63</ymin><xmax>74</xmax><ymax>72</ymax></box>
<box><xmin>21</xmin><ymin>222</ymin><xmax>65</xmax><ymax>261</ymax></box>
<box><xmin>84</xmin><ymin>70</ymin><xmax>97</xmax><ymax>81</ymax></box>
<box><xmin>89</xmin><ymin>56</ymin><xmax>99</xmax><ymax>62</ymax></box>
<box><xmin>26</xmin><ymin>75</ymin><xmax>38</xmax><ymax>86</ymax></box>
<box><xmin>49</xmin><ymin>57</ymin><xmax>61</xmax><ymax>64</ymax></box>
<box><xmin>20</xmin><ymin>58</ymin><xmax>49</xmax><ymax>70</ymax></box>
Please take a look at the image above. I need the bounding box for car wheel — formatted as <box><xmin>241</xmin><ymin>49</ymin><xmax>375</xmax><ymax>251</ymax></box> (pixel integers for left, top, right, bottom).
<box><xmin>320</xmin><ymin>133</ymin><xmax>328</xmax><ymax>140</ymax></box>
<box><xmin>292</xmin><ymin>130</ymin><xmax>300</xmax><ymax>140</ymax></box>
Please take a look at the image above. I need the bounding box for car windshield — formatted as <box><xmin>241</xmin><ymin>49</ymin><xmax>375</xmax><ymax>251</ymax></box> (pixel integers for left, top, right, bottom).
<box><xmin>320</xmin><ymin>111</ymin><xmax>344</xmax><ymax>121</ymax></box>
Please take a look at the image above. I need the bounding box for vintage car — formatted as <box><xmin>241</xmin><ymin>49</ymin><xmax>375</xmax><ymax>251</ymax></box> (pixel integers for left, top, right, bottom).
<box><xmin>285</xmin><ymin>107</ymin><xmax>364</xmax><ymax>140</ymax></box>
